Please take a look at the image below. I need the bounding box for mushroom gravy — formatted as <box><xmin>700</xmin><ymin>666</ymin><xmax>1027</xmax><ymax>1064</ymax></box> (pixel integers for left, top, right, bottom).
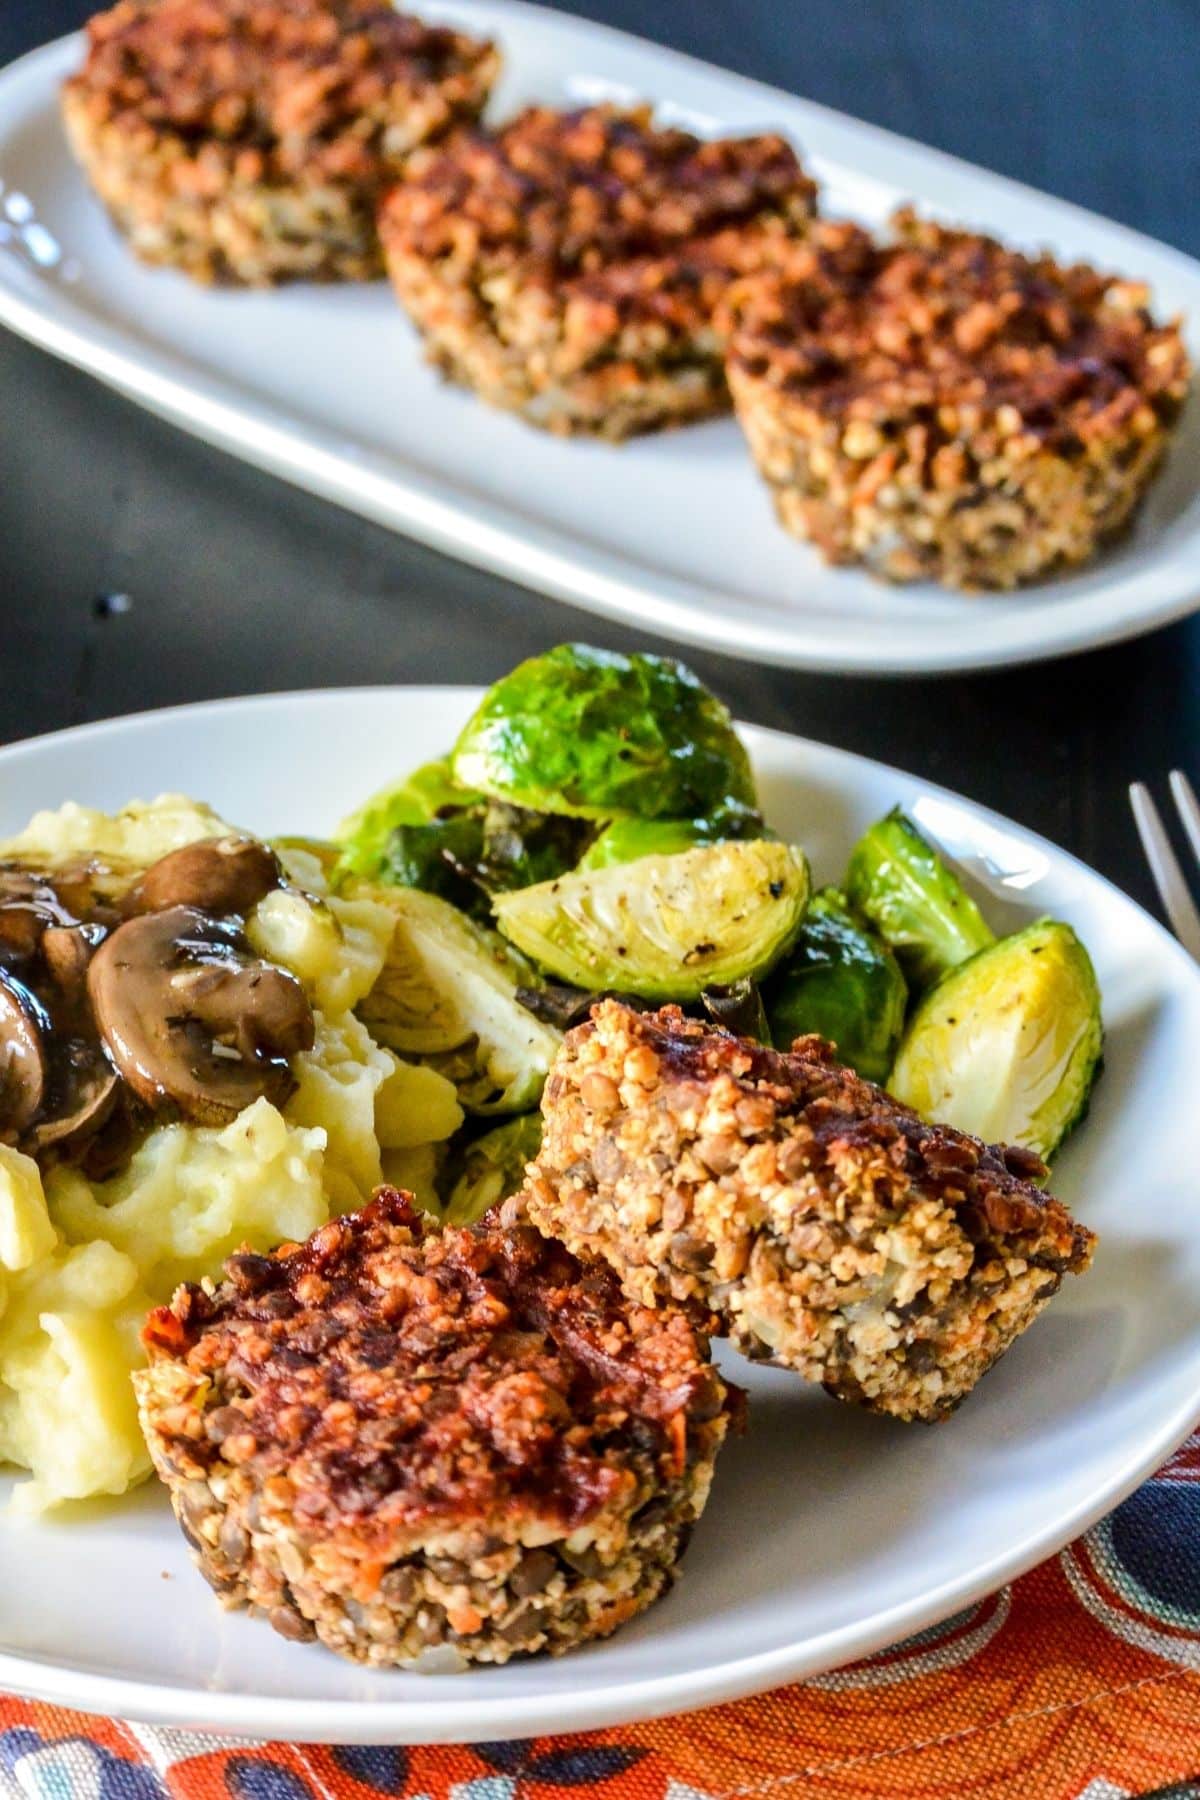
<box><xmin>0</xmin><ymin>837</ymin><xmax>315</xmax><ymax>1174</ymax></box>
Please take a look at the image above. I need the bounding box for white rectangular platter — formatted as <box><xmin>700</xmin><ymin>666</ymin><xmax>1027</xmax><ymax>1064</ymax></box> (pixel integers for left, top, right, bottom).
<box><xmin>1</xmin><ymin>0</ymin><xmax>1199</xmax><ymax>673</ymax></box>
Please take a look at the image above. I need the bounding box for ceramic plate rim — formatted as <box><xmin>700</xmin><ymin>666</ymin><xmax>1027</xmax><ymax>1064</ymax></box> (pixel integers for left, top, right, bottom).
<box><xmin>0</xmin><ymin>685</ymin><xmax>1198</xmax><ymax>1740</ymax></box>
<box><xmin>2</xmin><ymin>11</ymin><xmax>1200</xmax><ymax>675</ymax></box>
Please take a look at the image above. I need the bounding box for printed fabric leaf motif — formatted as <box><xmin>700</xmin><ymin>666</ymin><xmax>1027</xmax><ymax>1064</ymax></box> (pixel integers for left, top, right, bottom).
<box><xmin>474</xmin><ymin>1745</ymin><xmax>534</xmax><ymax>1775</ymax></box>
<box><xmin>226</xmin><ymin>1758</ymin><xmax>314</xmax><ymax>1800</ymax></box>
<box><xmin>99</xmin><ymin>1758</ymin><xmax>165</xmax><ymax>1800</ymax></box>
<box><xmin>0</xmin><ymin>1731</ymin><xmax>42</xmax><ymax>1775</ymax></box>
<box><xmin>0</xmin><ymin>1731</ymin><xmax>166</xmax><ymax>1800</ymax></box>
<box><xmin>523</xmin><ymin>1748</ymin><xmax>648</xmax><ymax>1786</ymax></box>
<box><xmin>330</xmin><ymin>1747</ymin><xmax>411</xmax><ymax>1795</ymax></box>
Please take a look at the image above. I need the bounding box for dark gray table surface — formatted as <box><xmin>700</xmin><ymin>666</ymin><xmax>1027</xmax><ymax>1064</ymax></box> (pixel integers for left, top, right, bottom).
<box><xmin>2</xmin><ymin>0</ymin><xmax>1198</xmax><ymax>918</ymax></box>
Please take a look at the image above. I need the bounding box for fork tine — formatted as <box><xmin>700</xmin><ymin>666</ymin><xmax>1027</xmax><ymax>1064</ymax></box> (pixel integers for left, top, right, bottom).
<box><xmin>1130</xmin><ymin>781</ymin><xmax>1200</xmax><ymax>961</ymax></box>
<box><xmin>1169</xmin><ymin>769</ymin><xmax>1200</xmax><ymax>869</ymax></box>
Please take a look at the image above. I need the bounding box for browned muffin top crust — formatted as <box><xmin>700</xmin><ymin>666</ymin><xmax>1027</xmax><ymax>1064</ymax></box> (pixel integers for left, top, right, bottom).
<box><xmin>525</xmin><ymin>1003</ymin><xmax>1094</xmax><ymax>1419</ymax></box>
<box><xmin>68</xmin><ymin>0</ymin><xmax>496</xmax><ymax>178</ymax></box>
<box><xmin>723</xmin><ymin>212</ymin><xmax>1190</xmax><ymax>453</ymax></box>
<box><xmin>601</xmin><ymin>1006</ymin><xmax>1089</xmax><ymax>1257</ymax></box>
<box><xmin>143</xmin><ymin>1187</ymin><xmax>727</xmax><ymax>1544</ymax></box>
<box><xmin>384</xmin><ymin>102</ymin><xmax>817</xmax><ymax>283</ymax></box>
<box><xmin>551</xmin><ymin>1004</ymin><xmax>1089</xmax><ymax>1256</ymax></box>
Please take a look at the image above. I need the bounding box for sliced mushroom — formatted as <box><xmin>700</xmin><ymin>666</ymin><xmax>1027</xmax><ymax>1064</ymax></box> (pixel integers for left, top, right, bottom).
<box><xmin>41</xmin><ymin>922</ymin><xmax>107</xmax><ymax>994</ymax></box>
<box><xmin>127</xmin><ymin>838</ymin><xmax>282</xmax><ymax>920</ymax></box>
<box><xmin>87</xmin><ymin>905</ymin><xmax>315</xmax><ymax>1126</ymax></box>
<box><xmin>0</xmin><ymin>905</ymin><xmax>44</xmax><ymax>967</ymax></box>
<box><xmin>0</xmin><ymin>972</ymin><xmax>48</xmax><ymax>1138</ymax></box>
<box><xmin>49</xmin><ymin>861</ymin><xmax>125</xmax><ymax>923</ymax></box>
<box><xmin>79</xmin><ymin>1094</ymin><xmax>140</xmax><ymax>1181</ymax></box>
<box><xmin>0</xmin><ymin>868</ymin><xmax>80</xmax><ymax>972</ymax></box>
<box><xmin>29</xmin><ymin>1038</ymin><xmax>119</xmax><ymax>1155</ymax></box>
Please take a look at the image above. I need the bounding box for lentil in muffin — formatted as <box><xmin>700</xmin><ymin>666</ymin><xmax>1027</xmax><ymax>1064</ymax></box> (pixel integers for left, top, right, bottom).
<box><xmin>62</xmin><ymin>0</ymin><xmax>499</xmax><ymax>284</ymax></box>
<box><xmin>136</xmin><ymin>1185</ymin><xmax>733</xmax><ymax>1666</ymax></box>
<box><xmin>378</xmin><ymin>102</ymin><xmax>818</xmax><ymax>438</ymax></box>
<box><xmin>523</xmin><ymin>1001</ymin><xmax>1095</xmax><ymax>1422</ymax></box>
<box><xmin>719</xmin><ymin>211</ymin><xmax>1190</xmax><ymax>587</ymax></box>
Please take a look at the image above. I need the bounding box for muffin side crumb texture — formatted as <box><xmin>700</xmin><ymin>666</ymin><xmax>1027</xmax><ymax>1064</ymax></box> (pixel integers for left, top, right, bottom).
<box><xmin>135</xmin><ymin>1187</ymin><xmax>731</xmax><ymax>1667</ymax></box>
<box><xmin>379</xmin><ymin>103</ymin><xmax>819</xmax><ymax>438</ymax></box>
<box><xmin>720</xmin><ymin>212</ymin><xmax>1191</xmax><ymax>588</ymax></box>
<box><xmin>524</xmin><ymin>1001</ymin><xmax>1096</xmax><ymax>1422</ymax></box>
<box><xmin>62</xmin><ymin>0</ymin><xmax>499</xmax><ymax>285</ymax></box>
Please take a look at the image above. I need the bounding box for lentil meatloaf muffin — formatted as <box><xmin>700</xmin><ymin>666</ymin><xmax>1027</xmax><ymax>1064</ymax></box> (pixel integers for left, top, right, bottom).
<box><xmin>719</xmin><ymin>211</ymin><xmax>1191</xmax><ymax>588</ymax></box>
<box><xmin>523</xmin><ymin>1002</ymin><xmax>1095</xmax><ymax>1422</ymax></box>
<box><xmin>135</xmin><ymin>1187</ymin><xmax>733</xmax><ymax>1667</ymax></box>
<box><xmin>61</xmin><ymin>0</ymin><xmax>499</xmax><ymax>285</ymax></box>
<box><xmin>378</xmin><ymin>103</ymin><xmax>818</xmax><ymax>438</ymax></box>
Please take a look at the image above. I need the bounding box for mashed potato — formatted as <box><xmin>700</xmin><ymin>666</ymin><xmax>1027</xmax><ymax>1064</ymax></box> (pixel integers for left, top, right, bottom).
<box><xmin>1</xmin><ymin>1148</ymin><xmax>158</xmax><ymax>1514</ymax></box>
<box><xmin>0</xmin><ymin>798</ymin><xmax>463</xmax><ymax>1512</ymax></box>
<box><xmin>0</xmin><ymin>794</ymin><xmax>233</xmax><ymax>869</ymax></box>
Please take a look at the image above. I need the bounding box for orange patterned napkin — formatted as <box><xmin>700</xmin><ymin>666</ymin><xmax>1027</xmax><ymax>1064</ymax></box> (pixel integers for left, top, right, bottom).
<box><xmin>3</xmin><ymin>1430</ymin><xmax>1199</xmax><ymax>1800</ymax></box>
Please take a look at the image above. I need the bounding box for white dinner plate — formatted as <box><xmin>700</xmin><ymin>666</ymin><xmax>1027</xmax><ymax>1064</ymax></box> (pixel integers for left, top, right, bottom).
<box><xmin>1</xmin><ymin>686</ymin><xmax>1199</xmax><ymax>1742</ymax></box>
<box><xmin>1</xmin><ymin>6</ymin><xmax>1199</xmax><ymax>674</ymax></box>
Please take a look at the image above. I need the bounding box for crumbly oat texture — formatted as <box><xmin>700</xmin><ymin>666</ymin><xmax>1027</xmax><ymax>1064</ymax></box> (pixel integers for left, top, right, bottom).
<box><xmin>62</xmin><ymin>0</ymin><xmax>499</xmax><ymax>285</ymax></box>
<box><xmin>523</xmin><ymin>1002</ymin><xmax>1095</xmax><ymax>1422</ymax></box>
<box><xmin>135</xmin><ymin>1186</ymin><xmax>730</xmax><ymax>1667</ymax></box>
<box><xmin>378</xmin><ymin>103</ymin><xmax>818</xmax><ymax>438</ymax></box>
<box><xmin>720</xmin><ymin>212</ymin><xmax>1191</xmax><ymax>588</ymax></box>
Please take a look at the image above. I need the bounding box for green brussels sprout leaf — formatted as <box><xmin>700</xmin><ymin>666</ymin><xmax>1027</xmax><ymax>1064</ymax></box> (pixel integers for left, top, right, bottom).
<box><xmin>452</xmin><ymin>644</ymin><xmax>757</xmax><ymax>820</ymax></box>
<box><xmin>354</xmin><ymin>882</ymin><xmax>562</xmax><ymax>1114</ymax></box>
<box><xmin>379</xmin><ymin>814</ymin><xmax>490</xmax><ymax>916</ymax></box>
<box><xmin>889</xmin><ymin>917</ymin><xmax>1103</xmax><ymax>1161</ymax></box>
<box><xmin>845</xmin><ymin>808</ymin><xmax>995</xmax><ymax>991</ymax></box>
<box><xmin>579</xmin><ymin>801</ymin><xmax>767</xmax><ymax>870</ymax></box>
<box><xmin>443</xmin><ymin>1114</ymin><xmax>543</xmax><ymax>1227</ymax></box>
<box><xmin>339</xmin><ymin>765</ymin><xmax>591</xmax><ymax>917</ymax></box>
<box><xmin>763</xmin><ymin>887</ymin><xmax>907</xmax><ymax>1083</ymax></box>
<box><xmin>493</xmin><ymin>839</ymin><xmax>809</xmax><ymax>1000</ymax></box>
<box><xmin>333</xmin><ymin>758</ymin><xmax>481</xmax><ymax>884</ymax></box>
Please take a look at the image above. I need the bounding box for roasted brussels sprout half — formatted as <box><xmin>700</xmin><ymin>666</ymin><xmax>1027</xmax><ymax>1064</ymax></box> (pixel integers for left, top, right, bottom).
<box><xmin>443</xmin><ymin>1114</ymin><xmax>543</xmax><ymax>1227</ymax></box>
<box><xmin>579</xmin><ymin>801</ymin><xmax>766</xmax><ymax>870</ymax></box>
<box><xmin>762</xmin><ymin>888</ymin><xmax>907</xmax><ymax>1083</ymax></box>
<box><xmin>333</xmin><ymin>758</ymin><xmax>480</xmax><ymax>884</ymax></box>
<box><xmin>890</xmin><ymin>918</ymin><xmax>1103</xmax><ymax>1161</ymax></box>
<box><xmin>845</xmin><ymin>808</ymin><xmax>994</xmax><ymax>992</ymax></box>
<box><xmin>354</xmin><ymin>883</ymin><xmax>561</xmax><ymax>1114</ymax></box>
<box><xmin>493</xmin><ymin>839</ymin><xmax>809</xmax><ymax>1001</ymax></box>
<box><xmin>452</xmin><ymin>644</ymin><xmax>757</xmax><ymax>820</ymax></box>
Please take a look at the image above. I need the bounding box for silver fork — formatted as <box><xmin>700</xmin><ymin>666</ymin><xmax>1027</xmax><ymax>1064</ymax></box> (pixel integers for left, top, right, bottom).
<box><xmin>1129</xmin><ymin>770</ymin><xmax>1200</xmax><ymax>962</ymax></box>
